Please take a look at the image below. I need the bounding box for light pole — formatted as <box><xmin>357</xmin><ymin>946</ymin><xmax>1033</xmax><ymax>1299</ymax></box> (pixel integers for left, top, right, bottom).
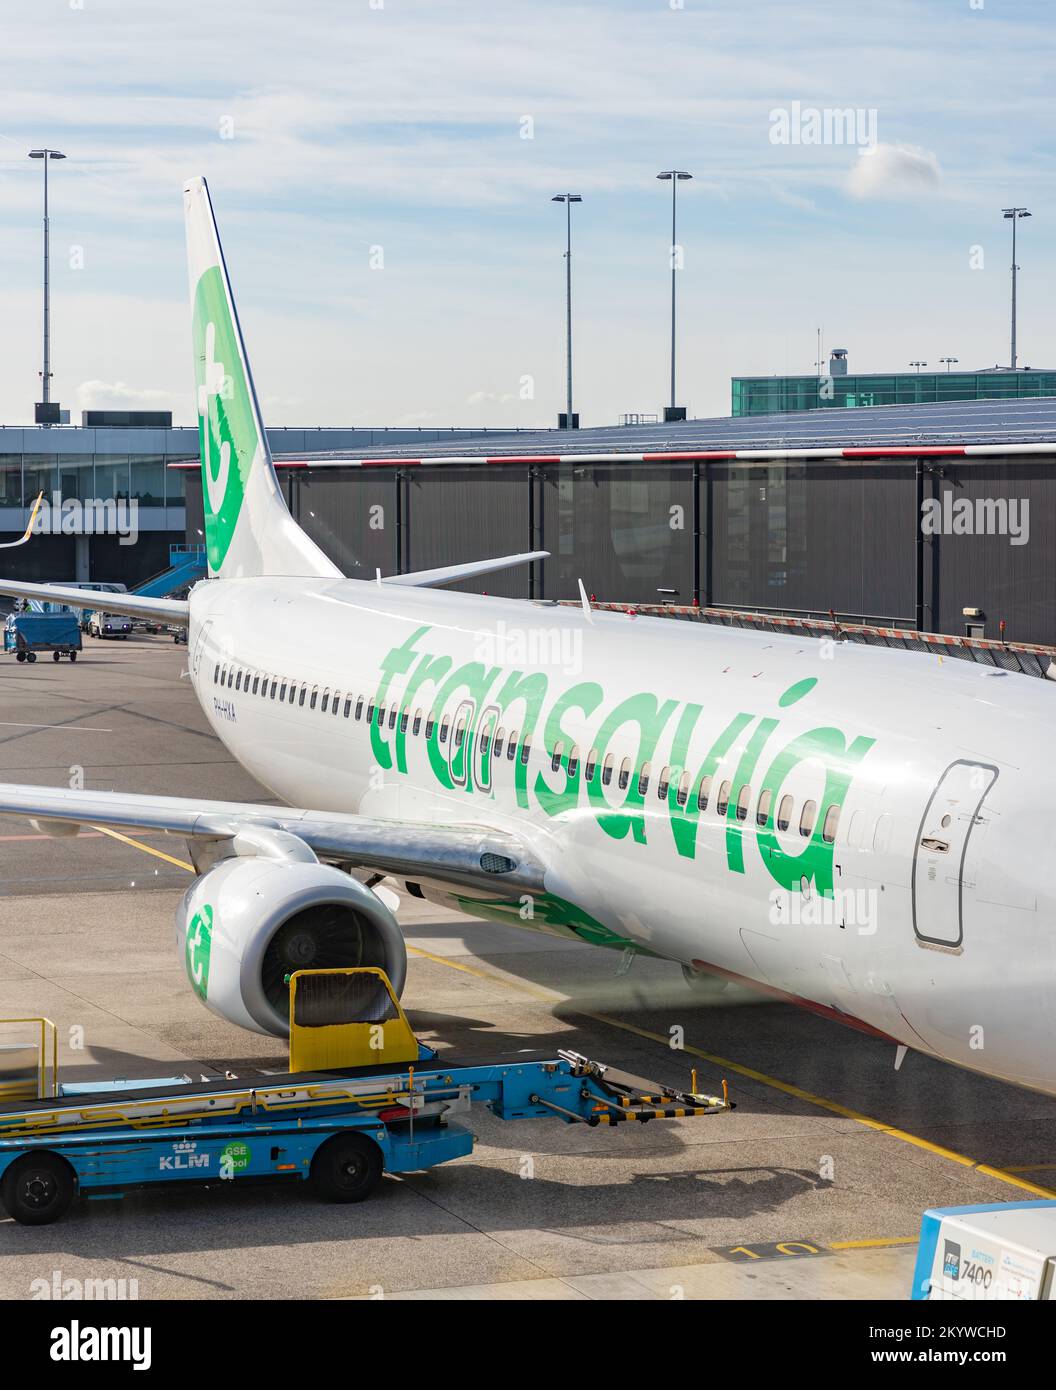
<box><xmin>657</xmin><ymin>169</ymin><xmax>692</xmax><ymax>421</ymax></box>
<box><xmin>909</xmin><ymin>360</ymin><xmax>927</xmax><ymax>373</ymax></box>
<box><xmin>1002</xmin><ymin>207</ymin><xmax>1031</xmax><ymax>370</ymax></box>
<box><xmin>29</xmin><ymin>148</ymin><xmax>65</xmax><ymax>423</ymax></box>
<box><xmin>551</xmin><ymin>194</ymin><xmax>582</xmax><ymax>429</ymax></box>
<box><xmin>940</xmin><ymin>356</ymin><xmax>959</xmax><ymax>372</ymax></box>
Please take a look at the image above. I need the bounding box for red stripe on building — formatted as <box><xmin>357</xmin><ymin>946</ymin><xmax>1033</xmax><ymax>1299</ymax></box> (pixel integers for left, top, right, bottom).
<box><xmin>841</xmin><ymin>446</ymin><xmax>967</xmax><ymax>458</ymax></box>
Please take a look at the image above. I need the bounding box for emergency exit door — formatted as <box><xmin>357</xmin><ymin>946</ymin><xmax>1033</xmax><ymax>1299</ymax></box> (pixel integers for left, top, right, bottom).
<box><xmin>912</xmin><ymin>760</ymin><xmax>998</xmax><ymax>948</ymax></box>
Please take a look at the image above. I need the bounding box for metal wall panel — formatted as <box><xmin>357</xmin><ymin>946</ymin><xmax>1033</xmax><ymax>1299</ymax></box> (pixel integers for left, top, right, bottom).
<box><xmin>931</xmin><ymin>459</ymin><xmax>1056</xmax><ymax>645</ymax></box>
<box><xmin>405</xmin><ymin>466</ymin><xmax>531</xmax><ymax>597</ymax></box>
<box><xmin>539</xmin><ymin>464</ymin><xmax>695</xmax><ymax>604</ymax></box>
<box><xmin>711</xmin><ymin>462</ymin><xmax>916</xmax><ymax>622</ymax></box>
<box><xmin>293</xmin><ymin>470</ymin><xmax>398</xmax><ymax>580</ymax></box>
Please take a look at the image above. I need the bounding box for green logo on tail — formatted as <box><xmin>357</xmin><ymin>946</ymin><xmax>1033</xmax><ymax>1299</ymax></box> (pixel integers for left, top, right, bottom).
<box><xmin>192</xmin><ymin>266</ymin><xmax>257</xmax><ymax>573</ymax></box>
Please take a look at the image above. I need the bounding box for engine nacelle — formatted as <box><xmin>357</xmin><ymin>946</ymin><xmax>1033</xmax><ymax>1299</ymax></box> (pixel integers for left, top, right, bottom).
<box><xmin>174</xmin><ymin>856</ymin><xmax>407</xmax><ymax>1037</ymax></box>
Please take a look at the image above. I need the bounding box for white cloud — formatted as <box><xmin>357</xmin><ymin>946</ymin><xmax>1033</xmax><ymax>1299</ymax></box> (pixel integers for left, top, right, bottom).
<box><xmin>76</xmin><ymin>379</ymin><xmax>183</xmax><ymax>415</ymax></box>
<box><xmin>846</xmin><ymin>143</ymin><xmax>943</xmax><ymax>200</ymax></box>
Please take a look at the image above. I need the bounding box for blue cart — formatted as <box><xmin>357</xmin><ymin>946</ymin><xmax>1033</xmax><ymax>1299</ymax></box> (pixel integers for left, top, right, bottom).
<box><xmin>4</xmin><ymin>611</ymin><xmax>82</xmax><ymax>664</ymax></box>
<box><xmin>0</xmin><ymin>970</ymin><xmax>732</xmax><ymax>1224</ymax></box>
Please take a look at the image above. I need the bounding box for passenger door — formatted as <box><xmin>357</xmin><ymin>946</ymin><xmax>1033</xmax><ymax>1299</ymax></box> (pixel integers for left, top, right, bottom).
<box><xmin>912</xmin><ymin>760</ymin><xmax>998</xmax><ymax>948</ymax></box>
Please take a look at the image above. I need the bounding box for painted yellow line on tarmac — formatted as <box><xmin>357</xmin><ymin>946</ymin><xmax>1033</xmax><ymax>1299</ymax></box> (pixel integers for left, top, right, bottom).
<box><xmin>829</xmin><ymin>1237</ymin><xmax>917</xmax><ymax>1250</ymax></box>
<box><xmin>91</xmin><ymin>825</ymin><xmax>195</xmax><ymax>872</ymax></box>
<box><xmin>404</xmin><ymin>941</ymin><xmax>1056</xmax><ymax>1202</ymax></box>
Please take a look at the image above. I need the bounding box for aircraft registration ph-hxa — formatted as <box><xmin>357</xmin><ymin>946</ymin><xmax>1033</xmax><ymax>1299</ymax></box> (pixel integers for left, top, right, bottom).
<box><xmin>1</xmin><ymin>177</ymin><xmax>1053</xmax><ymax>1098</ymax></box>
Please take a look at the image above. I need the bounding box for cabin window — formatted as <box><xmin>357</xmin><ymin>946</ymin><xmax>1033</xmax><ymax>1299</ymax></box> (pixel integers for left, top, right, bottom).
<box><xmin>493</xmin><ymin>727</ymin><xmax>505</xmax><ymax>759</ymax></box>
<box><xmin>270</xmin><ymin>679</ymin><xmax>278</xmax><ymax>700</ymax></box>
<box><xmin>309</xmin><ymin>686</ymin><xmax>318</xmax><ymax>711</ymax></box>
<box><xmin>355</xmin><ymin>697</ymin><xmax>364</xmax><ymax>721</ymax></box>
<box><xmin>551</xmin><ymin>741</ymin><xmax>564</xmax><ymax>773</ymax></box>
<box><xmin>697</xmin><ymin>775</ymin><xmax>711</xmax><ymax>812</ymax></box>
<box><xmin>506</xmin><ymin>729</ymin><xmax>518</xmax><ymax>759</ymax></box>
<box><xmin>321</xmin><ymin>689</ymin><xmax>330</xmax><ymax>713</ymax></box>
<box><xmin>440</xmin><ymin>716</ymin><xmax>450</xmax><ymax>744</ymax></box>
<box><xmin>618</xmin><ymin>757</ymin><xmax>631</xmax><ymax>791</ymax></box>
<box><xmin>602</xmin><ymin>753</ymin><xmax>614</xmax><ymax>787</ymax></box>
<box><xmin>777</xmin><ymin>794</ymin><xmax>793</xmax><ymax>832</ymax></box>
<box><xmin>480</xmin><ymin>729</ymin><xmax>491</xmax><ymax>756</ymax></box>
<box><xmin>426</xmin><ymin>714</ymin><xmax>436</xmax><ymax>740</ymax></box>
<box><xmin>299</xmin><ymin>685</ymin><xmax>308</xmax><ymax>708</ymax></box>
<box><xmin>735</xmin><ymin>784</ymin><xmax>750</xmax><ymax>822</ymax></box>
<box><xmin>399</xmin><ymin>709</ymin><xmax>408</xmax><ymax>734</ymax></box>
<box><xmin>388</xmin><ymin>706</ymin><xmax>398</xmax><ymax>730</ymax></box>
<box><xmin>454</xmin><ymin>718</ymin><xmax>465</xmax><ymax>748</ymax></box>
<box><xmin>677</xmin><ymin>770</ymin><xmax>690</xmax><ymax>806</ymax></box>
<box><xmin>716</xmin><ymin>780</ymin><xmax>731</xmax><ymax>816</ymax></box>
<box><xmin>657</xmin><ymin>766</ymin><xmax>670</xmax><ymax>800</ymax></box>
<box><xmin>584</xmin><ymin>749</ymin><xmax>597</xmax><ymax>782</ymax></box>
<box><xmin>235</xmin><ymin>670</ymin><xmax>243</xmax><ymax>691</ymax></box>
<box><xmin>213</xmin><ymin>662</ymin><xmax>220</xmax><ymax>684</ymax></box>
<box><xmin>413</xmin><ymin>709</ymin><xmax>422</xmax><ymax>736</ymax></box>
<box><xmin>520</xmin><ymin>734</ymin><xmax>532</xmax><ymax>765</ymax></box>
<box><xmin>251</xmin><ymin>675</ymin><xmax>260</xmax><ymax>695</ymax></box>
<box><xmin>332</xmin><ymin>691</ymin><xmax>341</xmax><ymax>716</ymax></box>
<box><xmin>279</xmin><ymin>679</ymin><xmax>287</xmax><ymax>701</ymax></box>
<box><xmin>822</xmin><ymin>805</ymin><xmax>840</xmax><ymax>844</ymax></box>
<box><xmin>343</xmin><ymin>696</ymin><xmax>352</xmax><ymax>717</ymax></box>
<box><xmin>568</xmin><ymin>745</ymin><xmax>579</xmax><ymax>778</ymax></box>
<box><xmin>799</xmin><ymin>799</ymin><xmax>817</xmax><ymax>838</ymax></box>
<box><xmin>756</xmin><ymin>789</ymin><xmax>772</xmax><ymax>828</ymax></box>
<box><xmin>637</xmin><ymin>761</ymin><xmax>651</xmax><ymax>796</ymax></box>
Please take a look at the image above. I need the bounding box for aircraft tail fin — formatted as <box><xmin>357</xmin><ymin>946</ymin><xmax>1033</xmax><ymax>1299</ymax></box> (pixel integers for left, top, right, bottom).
<box><xmin>183</xmin><ymin>176</ymin><xmax>340</xmax><ymax>581</ymax></box>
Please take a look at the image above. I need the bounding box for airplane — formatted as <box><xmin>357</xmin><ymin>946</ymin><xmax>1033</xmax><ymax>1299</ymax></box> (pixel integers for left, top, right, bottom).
<box><xmin>1</xmin><ymin>176</ymin><xmax>1053</xmax><ymax>1100</ymax></box>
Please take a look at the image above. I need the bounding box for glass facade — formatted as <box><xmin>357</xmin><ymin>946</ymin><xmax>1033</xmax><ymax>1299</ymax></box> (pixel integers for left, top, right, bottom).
<box><xmin>731</xmin><ymin>371</ymin><xmax>1056</xmax><ymax>417</ymax></box>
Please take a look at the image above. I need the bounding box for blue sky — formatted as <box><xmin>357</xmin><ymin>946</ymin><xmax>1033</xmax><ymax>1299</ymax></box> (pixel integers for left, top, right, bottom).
<box><xmin>0</xmin><ymin>0</ymin><xmax>1053</xmax><ymax>428</ymax></box>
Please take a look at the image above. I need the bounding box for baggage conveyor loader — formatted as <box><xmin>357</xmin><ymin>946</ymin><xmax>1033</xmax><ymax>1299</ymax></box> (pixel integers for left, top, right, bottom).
<box><xmin>0</xmin><ymin>968</ymin><xmax>732</xmax><ymax>1225</ymax></box>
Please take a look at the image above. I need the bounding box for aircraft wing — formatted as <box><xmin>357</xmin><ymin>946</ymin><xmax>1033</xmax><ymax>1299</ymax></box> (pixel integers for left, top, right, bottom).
<box><xmin>384</xmin><ymin>550</ymin><xmax>549</xmax><ymax>588</ymax></box>
<box><xmin>0</xmin><ymin>578</ymin><xmax>189</xmax><ymax>624</ymax></box>
<box><xmin>0</xmin><ymin>783</ymin><xmax>546</xmax><ymax>896</ymax></box>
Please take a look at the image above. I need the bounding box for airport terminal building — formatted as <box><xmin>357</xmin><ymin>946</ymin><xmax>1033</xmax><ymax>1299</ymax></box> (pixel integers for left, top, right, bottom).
<box><xmin>4</xmin><ymin>397</ymin><xmax>1056</xmax><ymax>650</ymax></box>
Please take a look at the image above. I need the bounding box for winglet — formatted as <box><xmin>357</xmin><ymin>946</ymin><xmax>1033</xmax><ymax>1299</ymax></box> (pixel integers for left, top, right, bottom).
<box><xmin>383</xmin><ymin>550</ymin><xmax>549</xmax><ymax>589</ymax></box>
<box><xmin>0</xmin><ymin>492</ymin><xmax>44</xmax><ymax>550</ymax></box>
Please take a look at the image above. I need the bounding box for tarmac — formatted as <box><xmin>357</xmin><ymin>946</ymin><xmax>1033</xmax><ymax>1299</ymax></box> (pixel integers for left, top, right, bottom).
<box><xmin>1</xmin><ymin>635</ymin><xmax>1054</xmax><ymax>1300</ymax></box>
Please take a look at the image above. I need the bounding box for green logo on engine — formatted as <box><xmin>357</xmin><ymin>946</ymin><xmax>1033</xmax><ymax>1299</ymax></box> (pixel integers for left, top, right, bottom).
<box><xmin>185</xmin><ymin>904</ymin><xmax>214</xmax><ymax>1000</ymax></box>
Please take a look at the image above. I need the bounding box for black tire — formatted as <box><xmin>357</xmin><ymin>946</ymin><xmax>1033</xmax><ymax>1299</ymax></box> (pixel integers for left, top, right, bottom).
<box><xmin>52</xmin><ymin>651</ymin><xmax>60</xmax><ymax>662</ymax></box>
<box><xmin>1</xmin><ymin>1152</ymin><xmax>76</xmax><ymax>1225</ymax></box>
<box><xmin>26</xmin><ymin>652</ymin><xmax>36</xmax><ymax>664</ymax></box>
<box><xmin>69</xmin><ymin>651</ymin><xmax>77</xmax><ymax>663</ymax></box>
<box><xmin>309</xmin><ymin>1132</ymin><xmax>383</xmax><ymax>1204</ymax></box>
<box><xmin>15</xmin><ymin>651</ymin><xmax>25</xmax><ymax>663</ymax></box>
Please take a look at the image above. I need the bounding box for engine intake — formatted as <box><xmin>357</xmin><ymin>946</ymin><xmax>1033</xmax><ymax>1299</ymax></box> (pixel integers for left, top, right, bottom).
<box><xmin>174</xmin><ymin>856</ymin><xmax>407</xmax><ymax>1037</ymax></box>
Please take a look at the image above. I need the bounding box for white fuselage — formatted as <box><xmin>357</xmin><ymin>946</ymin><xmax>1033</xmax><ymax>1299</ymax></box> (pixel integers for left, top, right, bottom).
<box><xmin>186</xmin><ymin>575</ymin><xmax>1056</xmax><ymax>1095</ymax></box>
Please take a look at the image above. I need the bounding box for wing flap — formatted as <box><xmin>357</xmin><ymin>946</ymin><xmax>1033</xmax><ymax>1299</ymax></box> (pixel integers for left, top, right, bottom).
<box><xmin>0</xmin><ymin>783</ymin><xmax>545</xmax><ymax>895</ymax></box>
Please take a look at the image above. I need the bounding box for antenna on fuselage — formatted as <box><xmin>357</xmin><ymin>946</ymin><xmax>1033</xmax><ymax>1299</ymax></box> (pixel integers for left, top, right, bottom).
<box><xmin>577</xmin><ymin>578</ymin><xmax>593</xmax><ymax>624</ymax></box>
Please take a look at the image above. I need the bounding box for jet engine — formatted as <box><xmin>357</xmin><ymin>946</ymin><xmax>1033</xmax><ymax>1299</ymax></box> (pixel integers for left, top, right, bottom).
<box><xmin>174</xmin><ymin>851</ymin><xmax>406</xmax><ymax>1037</ymax></box>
